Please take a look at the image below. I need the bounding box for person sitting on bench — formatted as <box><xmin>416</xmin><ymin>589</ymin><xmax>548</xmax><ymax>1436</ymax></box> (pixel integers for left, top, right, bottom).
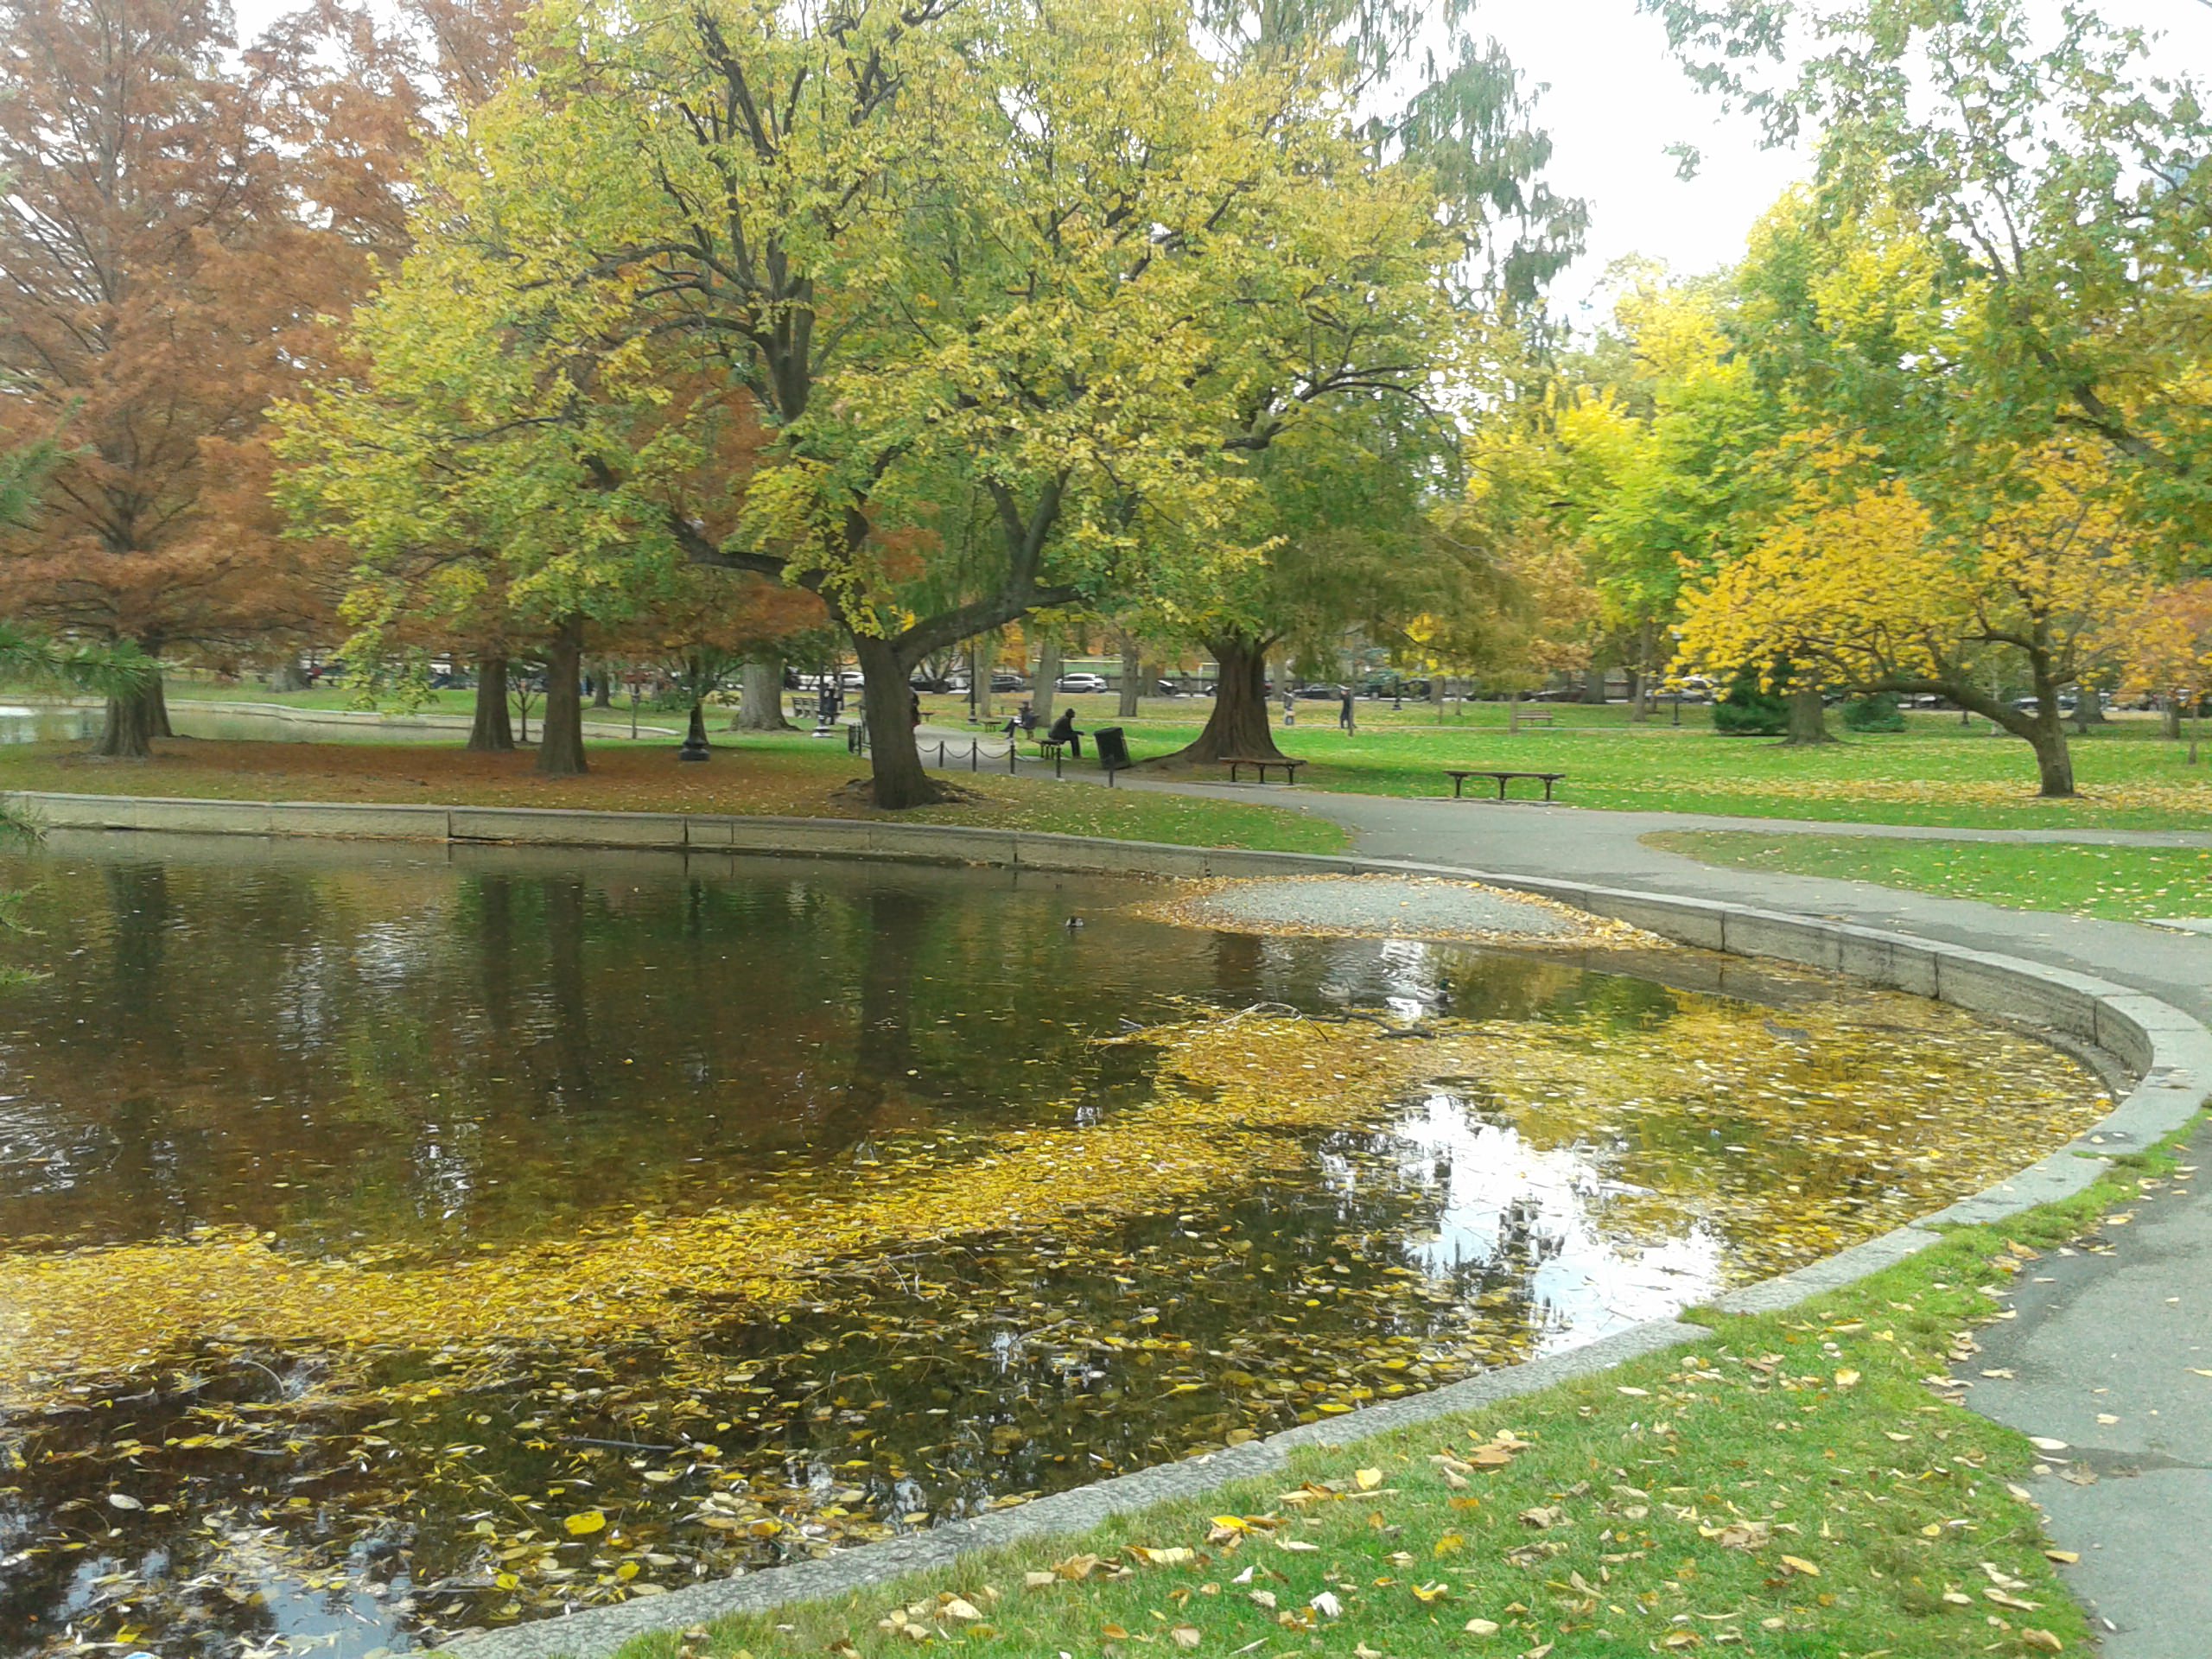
<box><xmin>1048</xmin><ymin>706</ymin><xmax>1084</xmax><ymax>758</ymax></box>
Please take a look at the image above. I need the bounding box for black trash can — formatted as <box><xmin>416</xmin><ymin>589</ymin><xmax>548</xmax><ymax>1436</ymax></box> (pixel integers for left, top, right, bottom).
<box><xmin>1094</xmin><ymin>726</ymin><xmax>1131</xmax><ymax>777</ymax></box>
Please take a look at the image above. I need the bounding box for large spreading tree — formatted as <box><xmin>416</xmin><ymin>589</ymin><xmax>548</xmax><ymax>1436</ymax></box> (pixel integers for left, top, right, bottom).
<box><xmin>286</xmin><ymin>0</ymin><xmax>1473</xmax><ymax>804</ymax></box>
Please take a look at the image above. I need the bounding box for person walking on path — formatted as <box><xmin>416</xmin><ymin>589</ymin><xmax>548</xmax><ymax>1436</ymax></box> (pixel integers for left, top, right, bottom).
<box><xmin>1048</xmin><ymin>705</ymin><xmax>1084</xmax><ymax>758</ymax></box>
<box><xmin>1281</xmin><ymin>689</ymin><xmax>1296</xmax><ymax>727</ymax></box>
<box><xmin>1339</xmin><ymin>688</ymin><xmax>1356</xmax><ymax>734</ymax></box>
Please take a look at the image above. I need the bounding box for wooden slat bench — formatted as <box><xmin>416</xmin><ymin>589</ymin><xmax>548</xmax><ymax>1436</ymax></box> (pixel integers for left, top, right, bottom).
<box><xmin>1445</xmin><ymin>768</ymin><xmax>1566</xmax><ymax>801</ymax></box>
<box><xmin>1224</xmin><ymin>755</ymin><xmax>1305</xmax><ymax>784</ymax></box>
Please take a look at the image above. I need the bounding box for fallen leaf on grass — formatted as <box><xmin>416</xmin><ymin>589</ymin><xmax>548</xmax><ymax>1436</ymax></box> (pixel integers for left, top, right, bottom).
<box><xmin>1464</xmin><ymin>1618</ymin><xmax>1501</xmax><ymax>1636</ymax></box>
<box><xmin>1170</xmin><ymin>1625</ymin><xmax>1201</xmax><ymax>1649</ymax></box>
<box><xmin>1779</xmin><ymin>1555</ymin><xmax>1820</xmax><ymax>1578</ymax></box>
<box><xmin>1701</xmin><ymin>1520</ymin><xmax>1771</xmax><ymax>1550</ymax></box>
<box><xmin>2021</xmin><ymin>1631</ymin><xmax>2064</xmax><ymax>1652</ymax></box>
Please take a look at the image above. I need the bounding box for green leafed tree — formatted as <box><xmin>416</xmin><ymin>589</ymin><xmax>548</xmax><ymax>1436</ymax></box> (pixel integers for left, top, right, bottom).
<box><xmin>283</xmin><ymin>0</ymin><xmax>1474</xmax><ymax>804</ymax></box>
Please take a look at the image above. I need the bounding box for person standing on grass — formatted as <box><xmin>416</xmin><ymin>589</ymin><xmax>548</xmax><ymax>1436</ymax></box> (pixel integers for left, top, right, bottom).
<box><xmin>1049</xmin><ymin>705</ymin><xmax>1084</xmax><ymax>758</ymax></box>
<box><xmin>1339</xmin><ymin>688</ymin><xmax>1356</xmax><ymax>734</ymax></box>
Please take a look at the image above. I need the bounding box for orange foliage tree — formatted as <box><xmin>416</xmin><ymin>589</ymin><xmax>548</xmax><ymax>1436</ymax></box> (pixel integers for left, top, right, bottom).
<box><xmin>0</xmin><ymin>0</ymin><xmax>522</xmax><ymax>756</ymax></box>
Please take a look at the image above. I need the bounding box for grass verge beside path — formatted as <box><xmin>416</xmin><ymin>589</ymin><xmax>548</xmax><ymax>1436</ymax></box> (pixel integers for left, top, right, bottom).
<box><xmin>601</xmin><ymin>1140</ymin><xmax>2196</xmax><ymax>1659</ymax></box>
<box><xmin>1649</xmin><ymin>831</ymin><xmax>2212</xmax><ymax>923</ymax></box>
<box><xmin>0</xmin><ymin>739</ymin><xmax>1348</xmax><ymax>855</ymax></box>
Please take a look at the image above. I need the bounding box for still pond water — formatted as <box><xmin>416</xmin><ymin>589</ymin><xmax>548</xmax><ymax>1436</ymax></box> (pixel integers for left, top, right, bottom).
<box><xmin>0</xmin><ymin>836</ymin><xmax>2101</xmax><ymax>1656</ymax></box>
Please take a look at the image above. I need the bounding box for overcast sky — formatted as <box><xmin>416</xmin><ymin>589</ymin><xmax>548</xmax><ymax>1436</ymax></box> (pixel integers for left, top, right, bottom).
<box><xmin>1486</xmin><ymin>0</ymin><xmax>2212</xmax><ymax>321</ymax></box>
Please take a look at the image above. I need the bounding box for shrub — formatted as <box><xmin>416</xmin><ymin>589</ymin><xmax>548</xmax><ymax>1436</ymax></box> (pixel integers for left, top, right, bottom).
<box><xmin>1713</xmin><ymin>669</ymin><xmax>1789</xmax><ymax>735</ymax></box>
<box><xmin>1841</xmin><ymin>692</ymin><xmax>1906</xmax><ymax>733</ymax></box>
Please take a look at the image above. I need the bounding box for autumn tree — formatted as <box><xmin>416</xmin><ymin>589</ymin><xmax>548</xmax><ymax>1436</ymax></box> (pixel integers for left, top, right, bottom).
<box><xmin>1645</xmin><ymin>0</ymin><xmax>2212</xmax><ymax>537</ymax></box>
<box><xmin>0</xmin><ymin>0</ymin><xmax>449</xmax><ymax>753</ymax></box>
<box><xmin>2116</xmin><ymin>582</ymin><xmax>2212</xmax><ymax>761</ymax></box>
<box><xmin>292</xmin><ymin>0</ymin><xmax>1472</xmax><ymax>804</ymax></box>
<box><xmin>1676</xmin><ymin>442</ymin><xmax>2152</xmax><ymax>797</ymax></box>
<box><xmin>1139</xmin><ymin>0</ymin><xmax>1579</xmax><ymax>766</ymax></box>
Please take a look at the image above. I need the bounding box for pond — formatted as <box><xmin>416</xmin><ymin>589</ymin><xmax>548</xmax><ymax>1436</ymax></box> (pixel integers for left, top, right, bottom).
<box><xmin>0</xmin><ymin>836</ymin><xmax>2107</xmax><ymax>1657</ymax></box>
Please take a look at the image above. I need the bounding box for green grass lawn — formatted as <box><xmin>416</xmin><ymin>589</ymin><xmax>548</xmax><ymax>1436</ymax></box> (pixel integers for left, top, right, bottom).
<box><xmin>0</xmin><ymin>736</ymin><xmax>1349</xmax><ymax>855</ymax></box>
<box><xmin>1090</xmin><ymin>708</ymin><xmax>2212</xmax><ymax>832</ymax></box>
<box><xmin>1647</xmin><ymin>831</ymin><xmax>2212</xmax><ymax>922</ymax></box>
<box><xmin>593</xmin><ymin>1142</ymin><xmax>2190</xmax><ymax>1659</ymax></box>
<box><xmin>34</xmin><ymin>677</ymin><xmax>2212</xmax><ymax>831</ymax></box>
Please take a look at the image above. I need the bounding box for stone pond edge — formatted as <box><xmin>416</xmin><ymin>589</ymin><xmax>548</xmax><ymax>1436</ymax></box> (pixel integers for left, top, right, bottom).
<box><xmin>7</xmin><ymin>791</ymin><xmax>2206</xmax><ymax>1659</ymax></box>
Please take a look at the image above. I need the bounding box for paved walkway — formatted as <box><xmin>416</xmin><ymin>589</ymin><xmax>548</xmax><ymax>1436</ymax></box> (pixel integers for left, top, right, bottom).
<box><xmin>1155</xmin><ymin>786</ymin><xmax>2212</xmax><ymax>1658</ymax></box>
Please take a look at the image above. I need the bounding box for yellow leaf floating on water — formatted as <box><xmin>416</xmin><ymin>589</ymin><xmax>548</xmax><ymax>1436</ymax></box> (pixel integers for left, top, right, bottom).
<box><xmin>563</xmin><ymin>1510</ymin><xmax>607</xmax><ymax>1536</ymax></box>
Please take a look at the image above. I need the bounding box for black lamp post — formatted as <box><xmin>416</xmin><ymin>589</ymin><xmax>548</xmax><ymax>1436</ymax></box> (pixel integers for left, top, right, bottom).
<box><xmin>679</xmin><ymin>699</ymin><xmax>712</xmax><ymax>761</ymax></box>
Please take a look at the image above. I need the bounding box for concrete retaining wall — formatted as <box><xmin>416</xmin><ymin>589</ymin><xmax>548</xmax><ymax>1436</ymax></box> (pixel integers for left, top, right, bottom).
<box><xmin>10</xmin><ymin>787</ymin><xmax>2207</xmax><ymax>1659</ymax></box>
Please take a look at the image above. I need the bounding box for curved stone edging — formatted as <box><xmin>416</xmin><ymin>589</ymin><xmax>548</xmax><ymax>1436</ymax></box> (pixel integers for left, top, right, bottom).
<box><xmin>8</xmin><ymin>790</ymin><xmax>2206</xmax><ymax>1659</ymax></box>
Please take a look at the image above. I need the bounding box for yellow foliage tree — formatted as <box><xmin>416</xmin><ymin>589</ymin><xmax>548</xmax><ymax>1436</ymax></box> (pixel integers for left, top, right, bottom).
<box><xmin>2116</xmin><ymin>581</ymin><xmax>2212</xmax><ymax>762</ymax></box>
<box><xmin>1676</xmin><ymin>442</ymin><xmax>2152</xmax><ymax>798</ymax></box>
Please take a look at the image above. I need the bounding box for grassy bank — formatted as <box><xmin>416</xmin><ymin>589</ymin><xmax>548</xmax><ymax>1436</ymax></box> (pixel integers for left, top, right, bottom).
<box><xmin>1648</xmin><ymin>831</ymin><xmax>2212</xmax><ymax>922</ymax></box>
<box><xmin>0</xmin><ymin>738</ymin><xmax>1348</xmax><ymax>855</ymax></box>
<box><xmin>591</xmin><ymin>1139</ymin><xmax>2190</xmax><ymax>1659</ymax></box>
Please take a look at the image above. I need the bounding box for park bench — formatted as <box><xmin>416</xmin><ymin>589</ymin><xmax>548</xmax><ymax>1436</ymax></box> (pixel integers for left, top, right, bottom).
<box><xmin>1444</xmin><ymin>767</ymin><xmax>1566</xmax><ymax>801</ymax></box>
<box><xmin>1511</xmin><ymin>708</ymin><xmax>1555</xmax><ymax>727</ymax></box>
<box><xmin>1223</xmin><ymin>755</ymin><xmax>1305</xmax><ymax>784</ymax></box>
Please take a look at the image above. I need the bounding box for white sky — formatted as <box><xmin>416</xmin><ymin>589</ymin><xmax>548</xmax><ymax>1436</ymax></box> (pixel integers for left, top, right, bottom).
<box><xmin>1484</xmin><ymin>0</ymin><xmax>2212</xmax><ymax>321</ymax></box>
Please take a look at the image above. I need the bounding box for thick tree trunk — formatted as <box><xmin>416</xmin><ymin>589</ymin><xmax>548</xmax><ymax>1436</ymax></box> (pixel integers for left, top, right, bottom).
<box><xmin>2028</xmin><ymin>719</ymin><xmax>2075</xmax><ymax>797</ymax></box>
<box><xmin>2070</xmin><ymin>686</ymin><xmax>2107</xmax><ymax>730</ymax></box>
<box><xmin>2162</xmin><ymin>699</ymin><xmax>2183</xmax><ymax>741</ymax></box>
<box><xmin>96</xmin><ymin>675</ymin><xmax>164</xmax><ymax>758</ymax></box>
<box><xmin>536</xmin><ymin>620</ymin><xmax>587</xmax><ymax>777</ymax></box>
<box><xmin>1033</xmin><ymin>639</ymin><xmax>1062</xmax><ymax>727</ymax></box>
<box><xmin>1783</xmin><ymin>686</ymin><xmax>1834</xmax><ymax>746</ymax></box>
<box><xmin>1118</xmin><ymin>641</ymin><xmax>1142</xmax><ymax>717</ymax></box>
<box><xmin>1154</xmin><ymin>635</ymin><xmax>1285</xmax><ymax>765</ymax></box>
<box><xmin>268</xmin><ymin>656</ymin><xmax>307</xmax><ymax>693</ymax></box>
<box><xmin>734</xmin><ymin>658</ymin><xmax>793</xmax><ymax>730</ymax></box>
<box><xmin>1580</xmin><ymin>665</ymin><xmax>1609</xmax><ymax>705</ymax></box>
<box><xmin>467</xmin><ymin>657</ymin><xmax>516</xmax><ymax>752</ymax></box>
<box><xmin>148</xmin><ymin>673</ymin><xmax>173</xmax><ymax>738</ymax></box>
<box><xmin>971</xmin><ymin>637</ymin><xmax>995</xmax><ymax>721</ymax></box>
<box><xmin>852</xmin><ymin>632</ymin><xmax>940</xmax><ymax>807</ymax></box>
<box><xmin>592</xmin><ymin>663</ymin><xmax>613</xmax><ymax>709</ymax></box>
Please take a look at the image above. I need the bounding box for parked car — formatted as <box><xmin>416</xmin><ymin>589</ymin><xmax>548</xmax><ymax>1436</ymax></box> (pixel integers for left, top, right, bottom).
<box><xmin>1294</xmin><ymin>683</ymin><xmax>1347</xmax><ymax>700</ymax></box>
<box><xmin>1154</xmin><ymin>679</ymin><xmax>1182</xmax><ymax>697</ymax></box>
<box><xmin>1056</xmin><ymin>672</ymin><xmax>1109</xmax><ymax>694</ymax></box>
<box><xmin>990</xmin><ymin>671</ymin><xmax>1028</xmax><ymax>692</ymax></box>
